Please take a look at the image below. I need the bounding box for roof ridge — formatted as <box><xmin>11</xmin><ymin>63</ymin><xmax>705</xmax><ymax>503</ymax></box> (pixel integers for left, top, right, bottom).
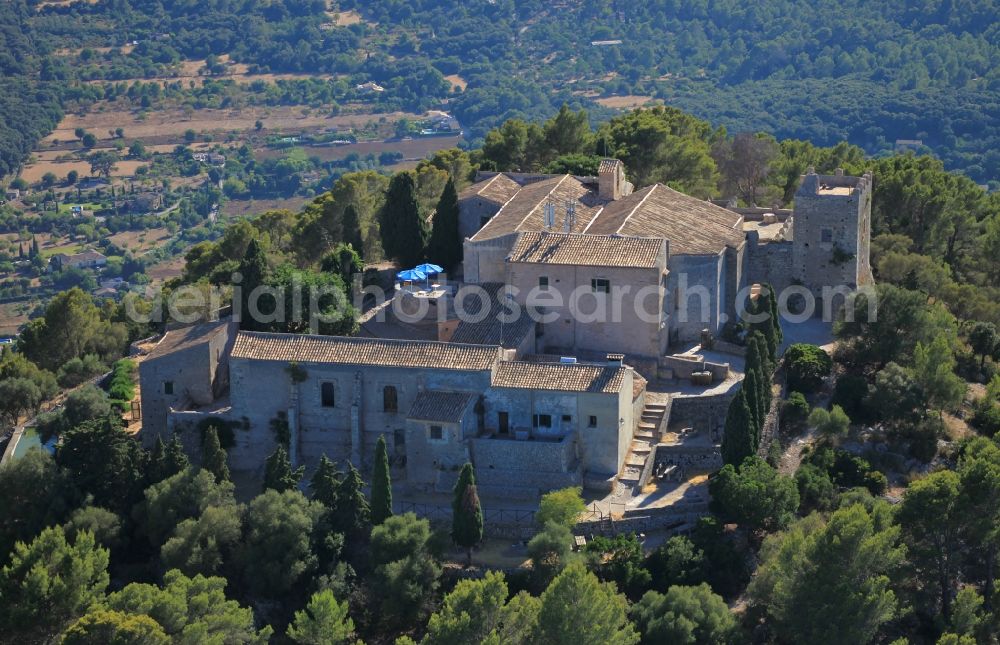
<box><xmin>614</xmin><ymin>184</ymin><xmax>658</xmax><ymax>235</ymax></box>
<box><xmin>514</xmin><ymin>174</ymin><xmax>571</xmax><ymax>233</ymax></box>
<box><xmin>235</xmin><ymin>330</ymin><xmax>500</xmax><ymax>351</ymax></box>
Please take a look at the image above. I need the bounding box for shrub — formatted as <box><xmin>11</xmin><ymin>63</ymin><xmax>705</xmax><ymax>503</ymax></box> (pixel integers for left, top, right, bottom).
<box><xmin>781</xmin><ymin>392</ymin><xmax>810</xmax><ymax>432</ymax></box>
<box><xmin>784</xmin><ymin>344</ymin><xmax>833</xmax><ymax>394</ymax></box>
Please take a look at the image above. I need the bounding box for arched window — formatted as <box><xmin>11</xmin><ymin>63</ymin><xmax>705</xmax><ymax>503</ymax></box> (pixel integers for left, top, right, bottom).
<box><xmin>320</xmin><ymin>382</ymin><xmax>335</xmax><ymax>407</ymax></box>
<box><xmin>383</xmin><ymin>385</ymin><xmax>398</xmax><ymax>413</ymax></box>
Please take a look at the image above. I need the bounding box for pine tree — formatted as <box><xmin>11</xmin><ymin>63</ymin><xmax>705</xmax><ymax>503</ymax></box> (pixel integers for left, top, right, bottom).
<box><xmin>236</xmin><ymin>238</ymin><xmax>269</xmax><ymax>331</ymax></box>
<box><xmin>427</xmin><ymin>177</ymin><xmax>462</xmax><ymax>272</ymax></box>
<box><xmin>371</xmin><ymin>435</ymin><xmax>393</xmax><ymax>525</ymax></box>
<box><xmin>379</xmin><ymin>172</ymin><xmax>427</xmax><ymax>267</ymax></box>
<box><xmin>721</xmin><ymin>389</ymin><xmax>756</xmax><ymax>466</ymax></box>
<box><xmin>201</xmin><ymin>427</ymin><xmax>229</xmax><ymax>484</ymax></box>
<box><xmin>263</xmin><ymin>444</ymin><xmax>305</xmax><ymax>493</ymax></box>
<box><xmin>451</xmin><ymin>463</ymin><xmax>484</xmax><ymax>566</ymax></box>
<box><xmin>334</xmin><ymin>462</ymin><xmax>371</xmax><ymax>538</ymax></box>
<box><xmin>309</xmin><ymin>454</ymin><xmax>342</xmax><ymax>509</ymax></box>
<box><xmin>342</xmin><ymin>204</ymin><xmax>364</xmax><ymax>258</ymax></box>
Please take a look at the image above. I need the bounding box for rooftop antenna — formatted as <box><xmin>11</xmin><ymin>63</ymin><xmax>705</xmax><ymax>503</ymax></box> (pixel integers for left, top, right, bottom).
<box><xmin>563</xmin><ymin>200</ymin><xmax>576</xmax><ymax>233</ymax></box>
<box><xmin>543</xmin><ymin>201</ymin><xmax>556</xmax><ymax>230</ymax></box>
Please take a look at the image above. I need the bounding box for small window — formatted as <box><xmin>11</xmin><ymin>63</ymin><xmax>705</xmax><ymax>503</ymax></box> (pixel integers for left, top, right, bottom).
<box><xmin>383</xmin><ymin>386</ymin><xmax>398</xmax><ymax>413</ymax></box>
<box><xmin>539</xmin><ymin>276</ymin><xmax>549</xmax><ymax>290</ymax></box>
<box><xmin>821</xmin><ymin>228</ymin><xmax>833</xmax><ymax>243</ymax></box>
<box><xmin>561</xmin><ymin>414</ymin><xmax>572</xmax><ymax>423</ymax></box>
<box><xmin>163</xmin><ymin>381</ymin><xmax>174</xmax><ymax>395</ymax></box>
<box><xmin>429</xmin><ymin>425</ymin><xmax>443</xmax><ymax>440</ymax></box>
<box><xmin>320</xmin><ymin>382</ymin><xmax>335</xmax><ymax>407</ymax></box>
<box><xmin>394</xmin><ymin>429</ymin><xmax>406</xmax><ymax>447</ymax></box>
<box><xmin>592</xmin><ymin>278</ymin><xmax>610</xmax><ymax>293</ymax></box>
<box><xmin>588</xmin><ymin>415</ymin><xmax>597</xmax><ymax>428</ymax></box>
<box><xmin>532</xmin><ymin>414</ymin><xmax>552</xmax><ymax>428</ymax></box>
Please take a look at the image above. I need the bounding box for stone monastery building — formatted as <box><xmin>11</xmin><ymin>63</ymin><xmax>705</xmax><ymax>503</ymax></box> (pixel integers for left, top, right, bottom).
<box><xmin>140</xmin><ymin>161</ymin><xmax>872</xmax><ymax>498</ymax></box>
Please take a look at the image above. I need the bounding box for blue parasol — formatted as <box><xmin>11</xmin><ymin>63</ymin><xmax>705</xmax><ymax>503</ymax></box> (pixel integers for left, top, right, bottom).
<box><xmin>397</xmin><ymin>269</ymin><xmax>427</xmax><ymax>282</ymax></box>
<box><xmin>414</xmin><ymin>263</ymin><xmax>444</xmax><ymax>275</ymax></box>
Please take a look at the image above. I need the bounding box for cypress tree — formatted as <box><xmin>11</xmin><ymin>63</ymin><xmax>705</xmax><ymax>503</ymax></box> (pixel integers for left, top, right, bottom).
<box><xmin>309</xmin><ymin>454</ymin><xmax>342</xmax><ymax>509</ymax></box>
<box><xmin>263</xmin><ymin>444</ymin><xmax>305</xmax><ymax>493</ymax></box>
<box><xmin>18</xmin><ymin>242</ymin><xmax>24</xmax><ymax>259</ymax></box>
<box><xmin>427</xmin><ymin>177</ymin><xmax>462</xmax><ymax>272</ymax></box>
<box><xmin>378</xmin><ymin>171</ymin><xmax>427</xmax><ymax>267</ymax></box>
<box><xmin>451</xmin><ymin>462</ymin><xmax>484</xmax><ymax>566</ymax></box>
<box><xmin>764</xmin><ymin>283</ymin><xmax>783</xmax><ymax>346</ymax></box>
<box><xmin>202</xmin><ymin>426</ymin><xmax>230</xmax><ymax>484</ymax></box>
<box><xmin>236</xmin><ymin>238</ymin><xmax>269</xmax><ymax>331</ymax></box>
<box><xmin>371</xmin><ymin>435</ymin><xmax>393</xmax><ymax>525</ymax></box>
<box><xmin>149</xmin><ymin>435</ymin><xmax>168</xmax><ymax>483</ymax></box>
<box><xmin>721</xmin><ymin>389</ymin><xmax>756</xmax><ymax>466</ymax></box>
<box><xmin>334</xmin><ymin>462</ymin><xmax>371</xmax><ymax>538</ymax></box>
<box><xmin>342</xmin><ymin>203</ymin><xmax>364</xmax><ymax>258</ymax></box>
<box><xmin>164</xmin><ymin>435</ymin><xmax>190</xmax><ymax>476</ymax></box>
<box><xmin>743</xmin><ymin>367</ymin><xmax>764</xmax><ymax>432</ymax></box>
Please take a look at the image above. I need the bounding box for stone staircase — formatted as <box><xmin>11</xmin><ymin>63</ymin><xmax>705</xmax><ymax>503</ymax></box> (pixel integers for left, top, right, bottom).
<box><xmin>619</xmin><ymin>402</ymin><xmax>668</xmax><ymax>488</ymax></box>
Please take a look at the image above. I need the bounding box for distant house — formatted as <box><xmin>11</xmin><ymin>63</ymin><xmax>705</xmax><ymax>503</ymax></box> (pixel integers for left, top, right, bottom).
<box><xmin>77</xmin><ymin>177</ymin><xmax>107</xmax><ymax>189</ymax></box>
<box><xmin>4</xmin><ymin>188</ymin><xmax>20</xmax><ymax>201</ymax></box>
<box><xmin>356</xmin><ymin>81</ymin><xmax>385</xmax><ymax>93</ymax></box>
<box><xmin>192</xmin><ymin>153</ymin><xmax>209</xmax><ymax>163</ymax></box>
<box><xmin>591</xmin><ymin>39</ymin><xmax>623</xmax><ymax>46</ymax></box>
<box><xmin>128</xmin><ymin>193</ymin><xmax>163</xmax><ymax>213</ymax></box>
<box><xmin>51</xmin><ymin>250</ymin><xmax>108</xmax><ymax>271</ymax></box>
<box><xmin>207</xmin><ymin>153</ymin><xmax>226</xmax><ymax>167</ymax></box>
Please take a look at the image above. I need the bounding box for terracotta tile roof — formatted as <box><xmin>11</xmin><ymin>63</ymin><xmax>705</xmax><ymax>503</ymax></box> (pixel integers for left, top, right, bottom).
<box><xmin>147</xmin><ymin>320</ymin><xmax>232</xmax><ymax>360</ymax></box>
<box><xmin>585</xmin><ymin>184</ymin><xmax>744</xmax><ymax>255</ymax></box>
<box><xmin>471</xmin><ymin>175</ymin><xmax>606</xmax><ymax>241</ymax></box>
<box><xmin>459</xmin><ymin>173</ymin><xmax>521</xmax><ymax>204</ymax></box>
<box><xmin>449</xmin><ymin>283</ymin><xmax>535</xmax><ymax>348</ymax></box>
<box><xmin>507</xmin><ymin>231</ymin><xmax>664</xmax><ymax>268</ymax></box>
<box><xmin>599</xmin><ymin>158</ymin><xmax>622</xmax><ymax>174</ymax></box>
<box><xmin>491</xmin><ymin>361</ymin><xmax>626</xmax><ymax>393</ymax></box>
<box><xmin>231</xmin><ymin>332</ymin><xmax>499</xmax><ymax>370</ymax></box>
<box><xmin>408</xmin><ymin>390</ymin><xmax>478</xmax><ymax>423</ymax></box>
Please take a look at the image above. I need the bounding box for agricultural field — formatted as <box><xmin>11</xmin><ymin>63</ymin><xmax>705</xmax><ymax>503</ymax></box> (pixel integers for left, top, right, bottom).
<box><xmin>0</xmin><ymin>301</ymin><xmax>35</xmax><ymax>337</ymax></box>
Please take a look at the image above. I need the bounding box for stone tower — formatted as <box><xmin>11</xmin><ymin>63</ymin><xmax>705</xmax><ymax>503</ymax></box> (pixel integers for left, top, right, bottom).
<box><xmin>791</xmin><ymin>168</ymin><xmax>873</xmax><ymax>298</ymax></box>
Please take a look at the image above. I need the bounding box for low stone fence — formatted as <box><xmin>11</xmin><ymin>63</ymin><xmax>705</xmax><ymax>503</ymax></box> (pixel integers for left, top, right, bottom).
<box><xmin>660</xmin><ymin>354</ymin><xmax>730</xmax><ymax>382</ymax></box>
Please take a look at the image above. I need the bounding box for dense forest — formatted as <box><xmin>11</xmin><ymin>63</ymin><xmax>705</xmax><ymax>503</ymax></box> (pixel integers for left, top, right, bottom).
<box><xmin>0</xmin><ymin>0</ymin><xmax>998</xmax><ymax>184</ymax></box>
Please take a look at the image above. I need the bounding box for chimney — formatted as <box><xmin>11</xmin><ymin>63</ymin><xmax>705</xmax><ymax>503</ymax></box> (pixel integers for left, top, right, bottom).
<box><xmin>598</xmin><ymin>158</ymin><xmax>624</xmax><ymax>201</ymax></box>
<box><xmin>606</xmin><ymin>353</ymin><xmax>624</xmax><ymax>368</ymax></box>
<box><xmin>834</xmin><ymin>168</ymin><xmax>844</xmax><ymax>177</ymax></box>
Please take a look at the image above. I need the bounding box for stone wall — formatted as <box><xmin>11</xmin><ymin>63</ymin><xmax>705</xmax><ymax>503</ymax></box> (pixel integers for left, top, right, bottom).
<box><xmin>748</xmin><ymin>239</ymin><xmax>794</xmax><ymax>294</ymax></box>
<box><xmin>667</xmin><ymin>252</ymin><xmax>726</xmax><ymax>345</ymax></box>
<box><xmin>669</xmin><ymin>388</ymin><xmax>738</xmax><ymax>436</ymax></box>
<box><xmin>512</xmin><ymin>260</ymin><xmax>667</xmax><ymax>361</ymax></box>
<box><xmin>463</xmin><ymin>234</ymin><xmax>518</xmax><ymax>284</ymax></box>
<box><xmin>459</xmin><ymin>195</ymin><xmax>504</xmax><ymax>241</ymax></box>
